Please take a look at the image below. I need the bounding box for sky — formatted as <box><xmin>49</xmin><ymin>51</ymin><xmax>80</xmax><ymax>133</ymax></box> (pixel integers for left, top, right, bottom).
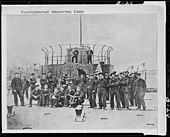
<box><xmin>7</xmin><ymin>14</ymin><xmax>157</xmax><ymax>72</ymax></box>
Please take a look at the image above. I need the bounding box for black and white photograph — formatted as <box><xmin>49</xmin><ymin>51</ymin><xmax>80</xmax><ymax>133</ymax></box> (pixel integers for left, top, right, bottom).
<box><xmin>2</xmin><ymin>3</ymin><xmax>166</xmax><ymax>134</ymax></box>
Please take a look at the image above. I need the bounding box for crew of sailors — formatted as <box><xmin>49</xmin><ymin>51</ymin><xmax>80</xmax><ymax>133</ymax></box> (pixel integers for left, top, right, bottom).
<box><xmin>11</xmin><ymin>70</ymin><xmax>146</xmax><ymax>110</ymax></box>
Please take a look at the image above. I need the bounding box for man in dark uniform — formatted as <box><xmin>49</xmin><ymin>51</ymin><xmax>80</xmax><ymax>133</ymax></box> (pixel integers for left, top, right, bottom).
<box><xmin>52</xmin><ymin>74</ymin><xmax>58</xmax><ymax>89</ymax></box>
<box><xmin>29</xmin><ymin>73</ymin><xmax>37</xmax><ymax>93</ymax></box>
<box><xmin>40</xmin><ymin>73</ymin><xmax>48</xmax><ymax>90</ymax></box>
<box><xmin>74</xmin><ymin>86</ymin><xmax>85</xmax><ymax>106</ymax></box>
<box><xmin>96</xmin><ymin>72</ymin><xmax>107</xmax><ymax>110</ymax></box>
<box><xmin>29</xmin><ymin>84</ymin><xmax>41</xmax><ymax>107</ymax></box>
<box><xmin>11</xmin><ymin>72</ymin><xmax>24</xmax><ymax>106</ymax></box>
<box><xmin>77</xmin><ymin>66</ymin><xmax>86</xmax><ymax>77</ymax></box>
<box><xmin>104</xmin><ymin>72</ymin><xmax>110</xmax><ymax>100</ymax></box>
<box><xmin>46</xmin><ymin>71</ymin><xmax>53</xmax><ymax>93</ymax></box>
<box><xmin>60</xmin><ymin>75</ymin><xmax>66</xmax><ymax>86</ymax></box>
<box><xmin>72</xmin><ymin>49</ymin><xmax>79</xmax><ymax>63</ymax></box>
<box><xmin>87</xmin><ymin>47</ymin><xmax>93</xmax><ymax>64</ymax></box>
<box><xmin>119</xmin><ymin>71</ymin><xmax>130</xmax><ymax>109</ymax></box>
<box><xmin>42</xmin><ymin>84</ymin><xmax>50</xmax><ymax>107</ymax></box>
<box><xmin>133</xmin><ymin>73</ymin><xmax>146</xmax><ymax>110</ymax></box>
<box><xmin>109</xmin><ymin>71</ymin><xmax>121</xmax><ymax>110</ymax></box>
<box><xmin>78</xmin><ymin>74</ymin><xmax>86</xmax><ymax>99</ymax></box>
<box><xmin>128</xmin><ymin>73</ymin><xmax>137</xmax><ymax>106</ymax></box>
<box><xmin>22</xmin><ymin>75</ymin><xmax>30</xmax><ymax>99</ymax></box>
<box><xmin>119</xmin><ymin>72</ymin><xmax>126</xmax><ymax>108</ymax></box>
<box><xmin>87</xmin><ymin>74</ymin><xmax>96</xmax><ymax>108</ymax></box>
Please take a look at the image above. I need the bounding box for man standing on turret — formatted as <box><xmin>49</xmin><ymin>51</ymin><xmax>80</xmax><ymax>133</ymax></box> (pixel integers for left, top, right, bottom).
<box><xmin>87</xmin><ymin>47</ymin><xmax>93</xmax><ymax>64</ymax></box>
<box><xmin>72</xmin><ymin>49</ymin><xmax>79</xmax><ymax>63</ymax></box>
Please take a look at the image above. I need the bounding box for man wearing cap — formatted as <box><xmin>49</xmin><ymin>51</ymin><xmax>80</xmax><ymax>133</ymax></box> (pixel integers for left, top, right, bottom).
<box><xmin>109</xmin><ymin>71</ymin><xmax>121</xmax><ymax>110</ymax></box>
<box><xmin>29</xmin><ymin>84</ymin><xmax>41</xmax><ymax>107</ymax></box>
<box><xmin>11</xmin><ymin>72</ymin><xmax>24</xmax><ymax>106</ymax></box>
<box><xmin>29</xmin><ymin>73</ymin><xmax>37</xmax><ymax>93</ymax></box>
<box><xmin>96</xmin><ymin>72</ymin><xmax>107</xmax><ymax>110</ymax></box>
<box><xmin>133</xmin><ymin>73</ymin><xmax>146</xmax><ymax>110</ymax></box>
<box><xmin>40</xmin><ymin>73</ymin><xmax>48</xmax><ymax>90</ymax></box>
<box><xmin>87</xmin><ymin>74</ymin><xmax>96</xmax><ymax>108</ymax></box>
<box><xmin>22</xmin><ymin>75</ymin><xmax>30</xmax><ymax>99</ymax></box>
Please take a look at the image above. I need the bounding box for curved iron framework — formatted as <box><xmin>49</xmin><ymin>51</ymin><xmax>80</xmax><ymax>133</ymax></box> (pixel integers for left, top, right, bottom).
<box><xmin>41</xmin><ymin>44</ymin><xmax>114</xmax><ymax>65</ymax></box>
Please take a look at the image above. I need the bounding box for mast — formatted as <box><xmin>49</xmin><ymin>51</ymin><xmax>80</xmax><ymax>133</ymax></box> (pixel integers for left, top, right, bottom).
<box><xmin>80</xmin><ymin>15</ymin><xmax>82</xmax><ymax>47</ymax></box>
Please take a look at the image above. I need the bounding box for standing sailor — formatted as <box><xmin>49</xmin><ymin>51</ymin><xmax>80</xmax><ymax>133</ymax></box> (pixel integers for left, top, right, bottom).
<box><xmin>29</xmin><ymin>73</ymin><xmax>37</xmax><ymax>93</ymax></box>
<box><xmin>96</xmin><ymin>72</ymin><xmax>107</xmax><ymax>110</ymax></box>
<box><xmin>11</xmin><ymin>72</ymin><xmax>24</xmax><ymax>106</ymax></box>
<box><xmin>109</xmin><ymin>71</ymin><xmax>121</xmax><ymax>110</ymax></box>
<box><xmin>133</xmin><ymin>73</ymin><xmax>146</xmax><ymax>110</ymax></box>
<box><xmin>119</xmin><ymin>71</ymin><xmax>130</xmax><ymax>110</ymax></box>
<box><xmin>87</xmin><ymin>74</ymin><xmax>96</xmax><ymax>108</ymax></box>
<box><xmin>104</xmin><ymin>72</ymin><xmax>110</xmax><ymax>101</ymax></box>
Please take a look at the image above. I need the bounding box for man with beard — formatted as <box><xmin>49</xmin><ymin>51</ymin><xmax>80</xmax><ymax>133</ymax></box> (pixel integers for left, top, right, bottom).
<box><xmin>11</xmin><ymin>72</ymin><xmax>24</xmax><ymax>106</ymax></box>
<box><xmin>29</xmin><ymin>84</ymin><xmax>41</xmax><ymax>107</ymax></box>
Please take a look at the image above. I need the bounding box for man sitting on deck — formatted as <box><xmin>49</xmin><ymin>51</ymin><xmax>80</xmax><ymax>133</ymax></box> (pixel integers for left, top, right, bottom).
<box><xmin>29</xmin><ymin>84</ymin><xmax>41</xmax><ymax>107</ymax></box>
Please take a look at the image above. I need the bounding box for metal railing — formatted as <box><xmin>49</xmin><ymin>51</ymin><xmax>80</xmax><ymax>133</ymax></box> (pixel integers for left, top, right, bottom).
<box><xmin>41</xmin><ymin>44</ymin><xmax>114</xmax><ymax>65</ymax></box>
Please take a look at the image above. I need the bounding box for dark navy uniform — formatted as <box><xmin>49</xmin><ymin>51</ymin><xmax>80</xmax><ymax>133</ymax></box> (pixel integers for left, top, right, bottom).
<box><xmin>52</xmin><ymin>76</ymin><xmax>58</xmax><ymax>89</ymax></box>
<box><xmin>109</xmin><ymin>77</ymin><xmax>121</xmax><ymax>109</ymax></box>
<box><xmin>86</xmin><ymin>77</ymin><xmax>96</xmax><ymax>108</ymax></box>
<box><xmin>47</xmin><ymin>75</ymin><xmax>53</xmax><ymax>92</ymax></box>
<box><xmin>87</xmin><ymin>49</ymin><xmax>93</xmax><ymax>64</ymax></box>
<box><xmin>134</xmin><ymin>77</ymin><xmax>146</xmax><ymax>110</ymax></box>
<box><xmin>105</xmin><ymin>76</ymin><xmax>110</xmax><ymax>100</ymax></box>
<box><xmin>40</xmin><ymin>78</ymin><xmax>48</xmax><ymax>90</ymax></box>
<box><xmin>29</xmin><ymin>87</ymin><xmax>41</xmax><ymax>107</ymax></box>
<box><xmin>72</xmin><ymin>49</ymin><xmax>79</xmax><ymax>63</ymax></box>
<box><xmin>74</xmin><ymin>90</ymin><xmax>84</xmax><ymax>106</ymax></box>
<box><xmin>78</xmin><ymin>77</ymin><xmax>86</xmax><ymax>98</ymax></box>
<box><xmin>11</xmin><ymin>77</ymin><xmax>24</xmax><ymax>106</ymax></box>
<box><xmin>119</xmin><ymin>76</ymin><xmax>130</xmax><ymax>109</ymax></box>
<box><xmin>128</xmin><ymin>76</ymin><xmax>137</xmax><ymax>106</ymax></box>
<box><xmin>22</xmin><ymin>77</ymin><xmax>30</xmax><ymax>99</ymax></box>
<box><xmin>29</xmin><ymin>78</ymin><xmax>37</xmax><ymax>92</ymax></box>
<box><xmin>96</xmin><ymin>78</ymin><xmax>107</xmax><ymax>109</ymax></box>
<box><xmin>42</xmin><ymin>88</ymin><xmax>50</xmax><ymax>107</ymax></box>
